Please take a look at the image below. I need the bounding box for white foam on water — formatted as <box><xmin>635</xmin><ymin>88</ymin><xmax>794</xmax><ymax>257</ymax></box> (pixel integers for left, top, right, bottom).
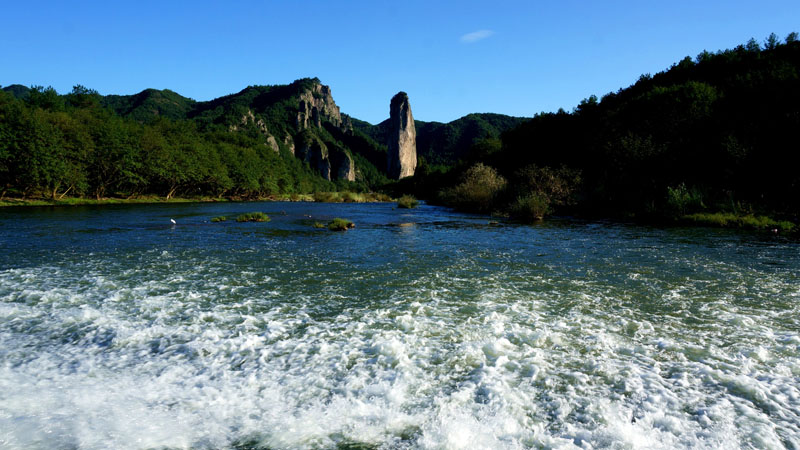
<box><xmin>1</xmin><ymin>246</ymin><xmax>800</xmax><ymax>450</ymax></box>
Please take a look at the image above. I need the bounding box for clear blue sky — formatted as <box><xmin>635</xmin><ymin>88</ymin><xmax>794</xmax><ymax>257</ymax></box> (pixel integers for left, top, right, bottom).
<box><xmin>2</xmin><ymin>1</ymin><xmax>798</xmax><ymax>124</ymax></box>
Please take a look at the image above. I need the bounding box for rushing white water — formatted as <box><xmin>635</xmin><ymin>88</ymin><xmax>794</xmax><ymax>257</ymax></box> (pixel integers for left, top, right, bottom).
<box><xmin>1</xmin><ymin>203</ymin><xmax>799</xmax><ymax>449</ymax></box>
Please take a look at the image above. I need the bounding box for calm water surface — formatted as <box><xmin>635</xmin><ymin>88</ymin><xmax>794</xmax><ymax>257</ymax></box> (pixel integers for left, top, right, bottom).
<box><xmin>1</xmin><ymin>202</ymin><xmax>798</xmax><ymax>449</ymax></box>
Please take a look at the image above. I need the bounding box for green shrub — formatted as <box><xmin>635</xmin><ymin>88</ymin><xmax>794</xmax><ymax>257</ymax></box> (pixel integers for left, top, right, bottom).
<box><xmin>236</xmin><ymin>212</ymin><xmax>270</xmax><ymax>222</ymax></box>
<box><xmin>313</xmin><ymin>191</ymin><xmax>339</xmax><ymax>202</ymax></box>
<box><xmin>667</xmin><ymin>183</ymin><xmax>705</xmax><ymax>216</ymax></box>
<box><xmin>342</xmin><ymin>191</ymin><xmax>360</xmax><ymax>203</ymax></box>
<box><xmin>328</xmin><ymin>218</ymin><xmax>355</xmax><ymax>231</ymax></box>
<box><xmin>438</xmin><ymin>163</ymin><xmax>507</xmax><ymax>213</ymax></box>
<box><xmin>509</xmin><ymin>193</ymin><xmax>550</xmax><ymax>222</ymax></box>
<box><xmin>511</xmin><ymin>165</ymin><xmax>581</xmax><ymax>207</ymax></box>
<box><xmin>397</xmin><ymin>195</ymin><xmax>419</xmax><ymax>209</ymax></box>
<box><xmin>312</xmin><ymin>222</ymin><xmax>326</xmax><ymax>228</ymax></box>
<box><xmin>211</xmin><ymin>216</ymin><xmax>227</xmax><ymax>222</ymax></box>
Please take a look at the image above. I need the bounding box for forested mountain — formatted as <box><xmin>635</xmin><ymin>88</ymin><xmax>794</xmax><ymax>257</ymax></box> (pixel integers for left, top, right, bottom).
<box><xmin>0</xmin><ymin>78</ymin><xmax>395</xmax><ymax>200</ymax></box>
<box><xmin>424</xmin><ymin>33</ymin><xmax>800</xmax><ymax>225</ymax></box>
<box><xmin>102</xmin><ymin>89</ymin><xmax>196</xmax><ymax>122</ymax></box>
<box><xmin>1</xmin><ymin>85</ymin><xmax>32</xmax><ymax>100</ymax></box>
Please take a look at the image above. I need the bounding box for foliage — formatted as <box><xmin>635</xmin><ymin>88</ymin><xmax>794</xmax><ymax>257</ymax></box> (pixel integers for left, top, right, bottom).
<box><xmin>0</xmin><ymin>78</ymin><xmax>391</xmax><ymax>202</ymax></box>
<box><xmin>312</xmin><ymin>221</ymin><xmax>325</xmax><ymax>228</ymax></box>
<box><xmin>211</xmin><ymin>216</ymin><xmax>227</xmax><ymax>222</ymax></box>
<box><xmin>508</xmin><ymin>193</ymin><xmax>550</xmax><ymax>222</ymax></box>
<box><xmin>438</xmin><ymin>163</ymin><xmax>507</xmax><ymax>213</ymax></box>
<box><xmin>682</xmin><ymin>212</ymin><xmax>795</xmax><ymax>232</ymax></box>
<box><xmin>666</xmin><ymin>183</ymin><xmax>705</xmax><ymax>216</ymax></box>
<box><xmin>236</xmin><ymin>212</ymin><xmax>270</xmax><ymax>222</ymax></box>
<box><xmin>477</xmin><ymin>33</ymin><xmax>800</xmax><ymax>221</ymax></box>
<box><xmin>510</xmin><ymin>165</ymin><xmax>581</xmax><ymax>207</ymax></box>
<box><xmin>327</xmin><ymin>218</ymin><xmax>355</xmax><ymax>231</ymax></box>
<box><xmin>313</xmin><ymin>191</ymin><xmax>339</xmax><ymax>202</ymax></box>
<box><xmin>342</xmin><ymin>191</ymin><xmax>360</xmax><ymax>203</ymax></box>
<box><xmin>397</xmin><ymin>195</ymin><xmax>419</xmax><ymax>209</ymax></box>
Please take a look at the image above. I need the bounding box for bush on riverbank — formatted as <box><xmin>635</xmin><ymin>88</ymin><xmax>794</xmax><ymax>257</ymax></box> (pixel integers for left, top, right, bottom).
<box><xmin>508</xmin><ymin>193</ymin><xmax>549</xmax><ymax>222</ymax></box>
<box><xmin>438</xmin><ymin>164</ymin><xmax>507</xmax><ymax>214</ymax></box>
<box><xmin>397</xmin><ymin>195</ymin><xmax>419</xmax><ymax>209</ymax></box>
<box><xmin>311</xmin><ymin>191</ymin><xmax>392</xmax><ymax>203</ymax></box>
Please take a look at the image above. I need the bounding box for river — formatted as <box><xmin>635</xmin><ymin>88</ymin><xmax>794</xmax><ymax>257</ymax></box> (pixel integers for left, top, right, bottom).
<box><xmin>1</xmin><ymin>202</ymin><xmax>798</xmax><ymax>449</ymax></box>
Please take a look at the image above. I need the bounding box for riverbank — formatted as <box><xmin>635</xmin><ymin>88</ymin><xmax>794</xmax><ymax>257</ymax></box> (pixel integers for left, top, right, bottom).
<box><xmin>0</xmin><ymin>192</ymin><xmax>394</xmax><ymax>208</ymax></box>
<box><xmin>679</xmin><ymin>212</ymin><xmax>797</xmax><ymax>233</ymax></box>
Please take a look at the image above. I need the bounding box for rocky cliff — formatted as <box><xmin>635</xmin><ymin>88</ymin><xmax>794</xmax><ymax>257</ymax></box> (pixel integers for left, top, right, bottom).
<box><xmin>295</xmin><ymin>130</ymin><xmax>354</xmax><ymax>181</ymax></box>
<box><xmin>296</xmin><ymin>82</ymin><xmax>342</xmax><ymax>130</ymax></box>
<box><xmin>387</xmin><ymin>92</ymin><xmax>417</xmax><ymax>179</ymax></box>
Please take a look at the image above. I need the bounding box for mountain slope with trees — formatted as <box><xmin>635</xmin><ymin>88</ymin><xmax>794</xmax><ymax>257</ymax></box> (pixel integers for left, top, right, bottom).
<box><xmin>419</xmin><ymin>33</ymin><xmax>800</xmax><ymax>228</ymax></box>
<box><xmin>0</xmin><ymin>78</ymin><xmax>394</xmax><ymax>201</ymax></box>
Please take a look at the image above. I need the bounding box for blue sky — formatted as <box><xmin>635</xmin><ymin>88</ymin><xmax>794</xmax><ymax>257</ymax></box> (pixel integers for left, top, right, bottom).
<box><xmin>2</xmin><ymin>1</ymin><xmax>798</xmax><ymax>123</ymax></box>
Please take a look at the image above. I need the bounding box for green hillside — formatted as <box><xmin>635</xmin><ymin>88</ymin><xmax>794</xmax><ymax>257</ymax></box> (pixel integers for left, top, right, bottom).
<box><xmin>102</xmin><ymin>89</ymin><xmax>196</xmax><ymax>121</ymax></box>
<box><xmin>0</xmin><ymin>78</ymin><xmax>389</xmax><ymax>201</ymax></box>
<box><xmin>425</xmin><ymin>33</ymin><xmax>800</xmax><ymax>226</ymax></box>
<box><xmin>1</xmin><ymin>84</ymin><xmax>31</xmax><ymax>100</ymax></box>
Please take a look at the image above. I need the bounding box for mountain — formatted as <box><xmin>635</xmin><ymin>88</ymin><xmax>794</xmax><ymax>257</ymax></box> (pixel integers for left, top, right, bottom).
<box><xmin>102</xmin><ymin>88</ymin><xmax>196</xmax><ymax>121</ymax></box>
<box><xmin>1</xmin><ymin>84</ymin><xmax>31</xmax><ymax>100</ymax></box>
<box><xmin>0</xmin><ymin>78</ymin><xmax>392</xmax><ymax>200</ymax></box>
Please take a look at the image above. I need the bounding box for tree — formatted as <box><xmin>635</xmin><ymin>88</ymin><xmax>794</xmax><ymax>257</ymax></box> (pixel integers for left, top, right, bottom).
<box><xmin>16</xmin><ymin>109</ymin><xmax>66</xmax><ymax>198</ymax></box>
<box><xmin>67</xmin><ymin>85</ymin><xmax>100</xmax><ymax>109</ymax></box>
<box><xmin>27</xmin><ymin>86</ymin><xmax>64</xmax><ymax>111</ymax></box>
<box><xmin>765</xmin><ymin>33</ymin><xmax>779</xmax><ymax>50</ymax></box>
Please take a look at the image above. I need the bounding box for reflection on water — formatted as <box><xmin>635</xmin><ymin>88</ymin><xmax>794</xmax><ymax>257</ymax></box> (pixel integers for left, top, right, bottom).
<box><xmin>1</xmin><ymin>202</ymin><xmax>799</xmax><ymax>449</ymax></box>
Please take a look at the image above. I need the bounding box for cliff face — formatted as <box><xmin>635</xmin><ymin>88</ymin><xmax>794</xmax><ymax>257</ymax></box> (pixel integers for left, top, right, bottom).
<box><xmin>289</xmin><ymin>81</ymin><xmax>359</xmax><ymax>181</ymax></box>
<box><xmin>332</xmin><ymin>150</ymin><xmax>356</xmax><ymax>181</ymax></box>
<box><xmin>295</xmin><ymin>131</ymin><xmax>354</xmax><ymax>181</ymax></box>
<box><xmin>387</xmin><ymin>92</ymin><xmax>417</xmax><ymax>179</ymax></box>
<box><xmin>296</xmin><ymin>82</ymin><xmax>342</xmax><ymax>130</ymax></box>
<box><xmin>296</xmin><ymin>133</ymin><xmax>331</xmax><ymax>180</ymax></box>
<box><xmin>230</xmin><ymin>110</ymin><xmax>280</xmax><ymax>152</ymax></box>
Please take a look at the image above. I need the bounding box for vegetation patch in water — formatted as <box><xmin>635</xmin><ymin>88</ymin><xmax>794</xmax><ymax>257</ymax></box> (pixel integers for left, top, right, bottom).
<box><xmin>312</xmin><ymin>222</ymin><xmax>326</xmax><ymax>229</ymax></box>
<box><xmin>211</xmin><ymin>216</ymin><xmax>227</xmax><ymax>222</ymax></box>
<box><xmin>236</xmin><ymin>212</ymin><xmax>270</xmax><ymax>222</ymax></box>
<box><xmin>328</xmin><ymin>218</ymin><xmax>355</xmax><ymax>231</ymax></box>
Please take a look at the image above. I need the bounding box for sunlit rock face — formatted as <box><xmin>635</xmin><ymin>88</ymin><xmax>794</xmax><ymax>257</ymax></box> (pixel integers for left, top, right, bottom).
<box><xmin>296</xmin><ymin>82</ymin><xmax>342</xmax><ymax>130</ymax></box>
<box><xmin>387</xmin><ymin>92</ymin><xmax>417</xmax><ymax>179</ymax></box>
